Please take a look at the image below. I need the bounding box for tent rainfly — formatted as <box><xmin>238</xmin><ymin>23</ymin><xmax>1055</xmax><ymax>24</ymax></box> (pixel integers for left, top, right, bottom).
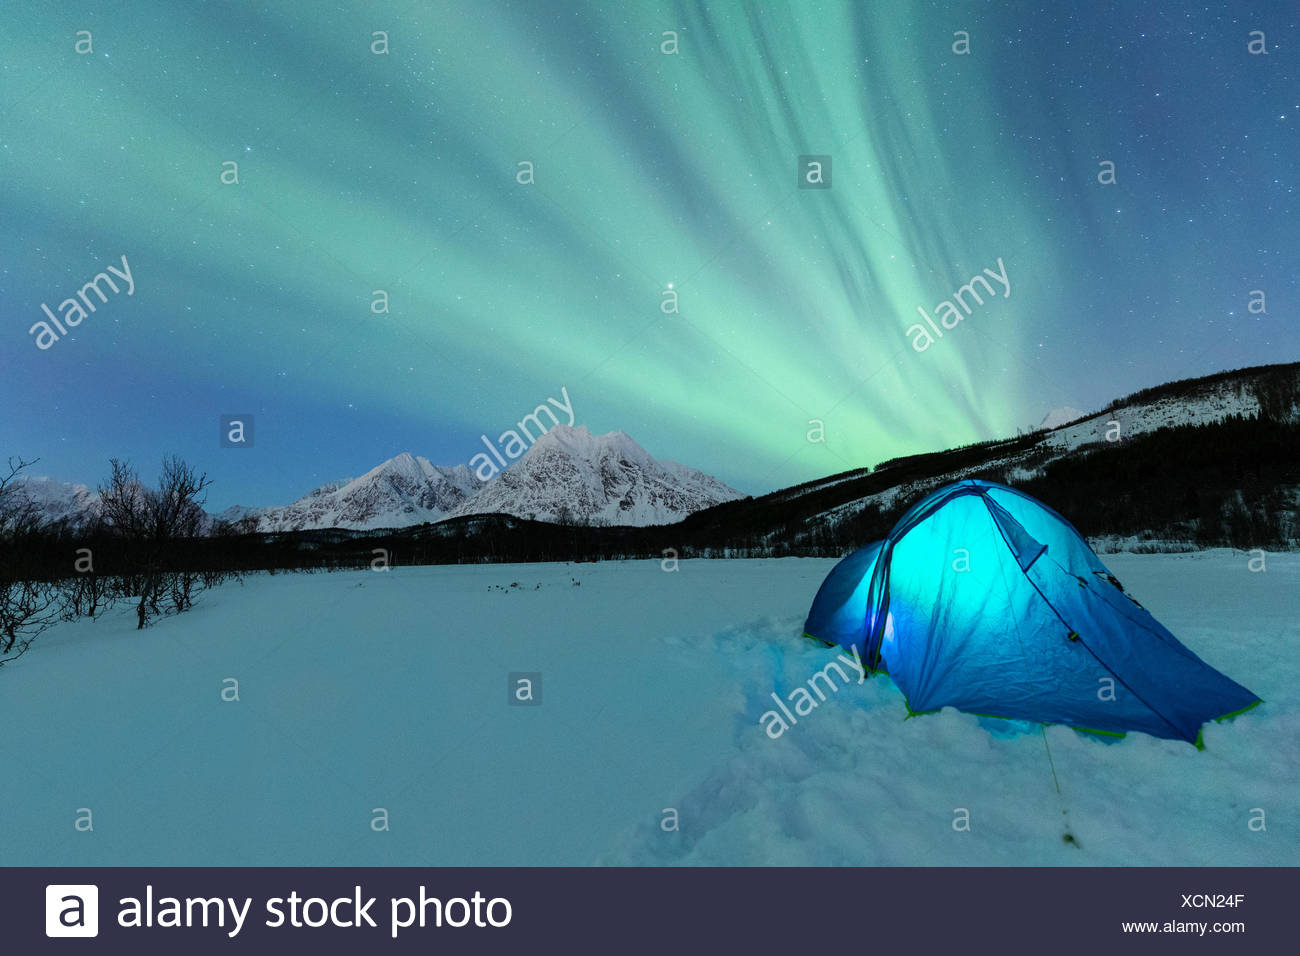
<box><xmin>803</xmin><ymin>480</ymin><xmax>1261</xmax><ymax>746</ymax></box>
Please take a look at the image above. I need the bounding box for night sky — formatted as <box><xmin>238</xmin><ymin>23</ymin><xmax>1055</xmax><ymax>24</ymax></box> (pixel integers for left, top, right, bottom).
<box><xmin>2</xmin><ymin>1</ymin><xmax>1295</xmax><ymax>510</ymax></box>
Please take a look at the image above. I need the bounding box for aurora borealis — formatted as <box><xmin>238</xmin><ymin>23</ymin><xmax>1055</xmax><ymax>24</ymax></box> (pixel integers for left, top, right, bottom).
<box><xmin>2</xmin><ymin>1</ymin><xmax>1295</xmax><ymax>509</ymax></box>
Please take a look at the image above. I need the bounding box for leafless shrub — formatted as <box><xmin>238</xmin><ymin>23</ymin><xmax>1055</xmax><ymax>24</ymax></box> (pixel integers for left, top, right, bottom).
<box><xmin>98</xmin><ymin>455</ymin><xmax>216</xmax><ymax>628</ymax></box>
<box><xmin>0</xmin><ymin>457</ymin><xmax>62</xmax><ymax>664</ymax></box>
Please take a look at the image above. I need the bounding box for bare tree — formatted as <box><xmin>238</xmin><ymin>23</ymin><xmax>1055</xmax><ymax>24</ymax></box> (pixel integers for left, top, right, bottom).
<box><xmin>97</xmin><ymin>458</ymin><xmax>155</xmax><ymax>626</ymax></box>
<box><xmin>154</xmin><ymin>455</ymin><xmax>212</xmax><ymax>539</ymax></box>
<box><xmin>0</xmin><ymin>456</ymin><xmax>43</xmax><ymax>535</ymax></box>
<box><xmin>97</xmin><ymin>458</ymin><xmax>148</xmax><ymax>538</ymax></box>
<box><xmin>97</xmin><ymin>456</ymin><xmax>214</xmax><ymax>626</ymax></box>
<box><xmin>1</xmin><ymin>452</ymin><xmax>226</xmax><ymax>666</ymax></box>
<box><xmin>66</xmin><ymin>511</ymin><xmax>110</xmax><ymax>619</ymax></box>
<box><xmin>0</xmin><ymin>457</ymin><xmax>60</xmax><ymax>664</ymax></box>
<box><xmin>154</xmin><ymin>456</ymin><xmax>212</xmax><ymax>612</ymax></box>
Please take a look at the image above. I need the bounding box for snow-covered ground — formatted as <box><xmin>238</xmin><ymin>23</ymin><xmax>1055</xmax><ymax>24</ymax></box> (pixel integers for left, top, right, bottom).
<box><xmin>0</xmin><ymin>553</ymin><xmax>1295</xmax><ymax>866</ymax></box>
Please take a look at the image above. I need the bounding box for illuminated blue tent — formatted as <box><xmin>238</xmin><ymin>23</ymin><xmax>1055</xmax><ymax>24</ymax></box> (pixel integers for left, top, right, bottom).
<box><xmin>803</xmin><ymin>480</ymin><xmax>1260</xmax><ymax>745</ymax></box>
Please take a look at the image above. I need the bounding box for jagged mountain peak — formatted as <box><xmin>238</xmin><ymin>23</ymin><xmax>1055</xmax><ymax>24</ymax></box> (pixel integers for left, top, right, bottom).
<box><xmin>228</xmin><ymin>451</ymin><xmax>484</xmax><ymax>532</ymax></box>
<box><xmin>451</xmin><ymin>425</ymin><xmax>743</xmax><ymax>526</ymax></box>
<box><xmin>530</xmin><ymin>424</ymin><xmax>649</xmax><ymax>461</ymax></box>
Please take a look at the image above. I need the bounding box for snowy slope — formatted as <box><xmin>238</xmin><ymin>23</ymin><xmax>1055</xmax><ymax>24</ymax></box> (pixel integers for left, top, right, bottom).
<box><xmin>0</xmin><ymin>554</ymin><xmax>1292</xmax><ymax>866</ymax></box>
<box><xmin>815</xmin><ymin>366</ymin><xmax>1298</xmax><ymax>534</ymax></box>
<box><xmin>226</xmin><ymin>453</ymin><xmax>482</xmax><ymax>532</ymax></box>
<box><xmin>1041</xmin><ymin>378</ymin><xmax>1263</xmax><ymax>452</ymax></box>
<box><xmin>450</xmin><ymin>424</ymin><xmax>745</xmax><ymax>525</ymax></box>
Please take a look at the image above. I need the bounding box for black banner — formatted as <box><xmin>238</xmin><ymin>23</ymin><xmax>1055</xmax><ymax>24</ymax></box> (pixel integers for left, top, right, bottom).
<box><xmin>13</xmin><ymin>867</ymin><xmax>1291</xmax><ymax>953</ymax></box>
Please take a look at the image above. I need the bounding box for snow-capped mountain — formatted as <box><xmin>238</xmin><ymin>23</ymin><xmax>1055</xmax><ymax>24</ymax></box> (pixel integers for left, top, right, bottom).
<box><xmin>450</xmin><ymin>425</ymin><xmax>744</xmax><ymax>526</ymax></box>
<box><xmin>5</xmin><ymin>475</ymin><xmax>99</xmax><ymax>527</ymax></box>
<box><xmin>220</xmin><ymin>427</ymin><xmax>743</xmax><ymax>532</ymax></box>
<box><xmin>222</xmin><ymin>453</ymin><xmax>482</xmax><ymax>532</ymax></box>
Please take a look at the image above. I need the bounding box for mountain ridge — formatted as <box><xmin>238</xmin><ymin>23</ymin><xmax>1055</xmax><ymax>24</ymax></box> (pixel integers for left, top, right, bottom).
<box><xmin>14</xmin><ymin>362</ymin><xmax>1298</xmax><ymax>545</ymax></box>
<box><xmin>215</xmin><ymin>424</ymin><xmax>742</xmax><ymax>531</ymax></box>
